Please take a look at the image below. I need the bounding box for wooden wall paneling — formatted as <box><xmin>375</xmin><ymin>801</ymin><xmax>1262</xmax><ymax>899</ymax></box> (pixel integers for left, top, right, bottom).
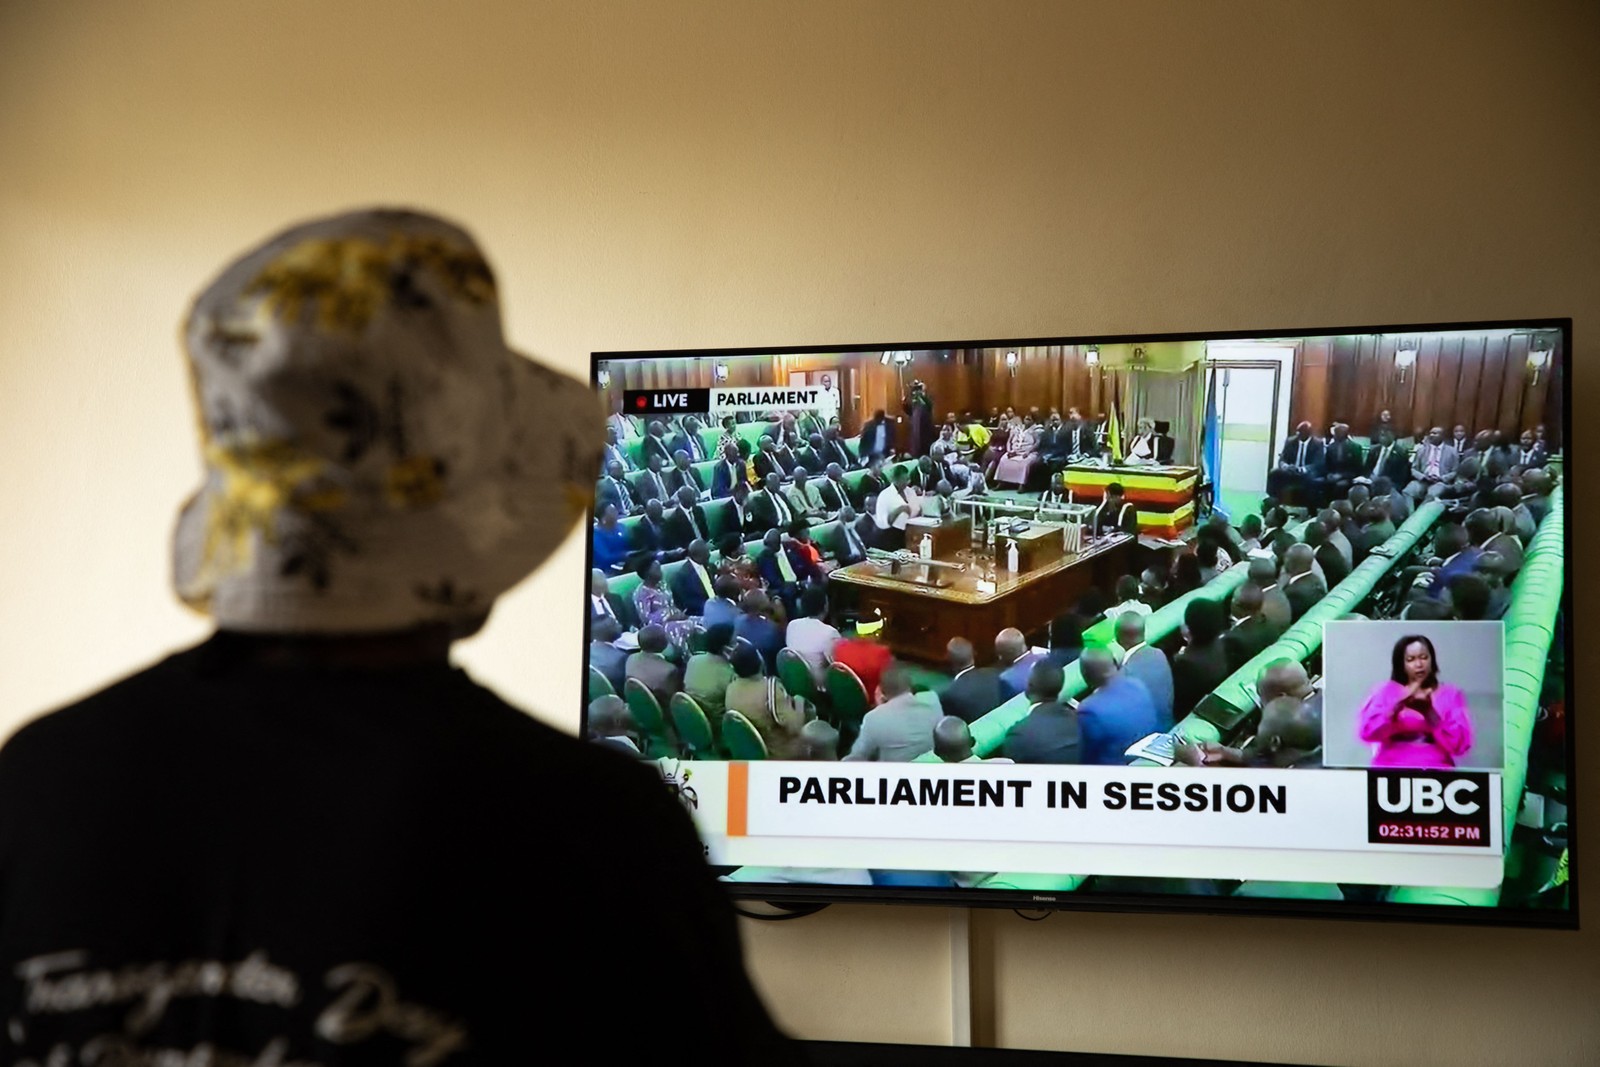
<box><xmin>1473</xmin><ymin>333</ymin><xmax>1510</xmax><ymax>433</ymax></box>
<box><xmin>1322</xmin><ymin>335</ymin><xmax>1358</xmax><ymax>429</ymax></box>
<box><xmin>1499</xmin><ymin>333</ymin><xmax>1532</xmax><ymax>436</ymax></box>
<box><xmin>1453</xmin><ymin>334</ymin><xmax>1486</xmax><ymax>433</ymax></box>
<box><xmin>1406</xmin><ymin>334</ymin><xmax>1442</xmax><ymax>437</ymax></box>
<box><xmin>1432</xmin><ymin>335</ymin><xmax>1465</xmax><ymax>434</ymax></box>
<box><xmin>1542</xmin><ymin>341</ymin><xmax>1563</xmax><ymax>445</ymax></box>
<box><xmin>1291</xmin><ymin>338</ymin><xmax>1331</xmax><ymax>431</ymax></box>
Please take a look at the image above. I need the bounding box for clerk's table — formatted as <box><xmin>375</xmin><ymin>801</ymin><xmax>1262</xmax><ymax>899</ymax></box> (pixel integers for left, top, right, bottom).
<box><xmin>826</xmin><ymin>512</ymin><xmax>1134</xmax><ymax>666</ymax></box>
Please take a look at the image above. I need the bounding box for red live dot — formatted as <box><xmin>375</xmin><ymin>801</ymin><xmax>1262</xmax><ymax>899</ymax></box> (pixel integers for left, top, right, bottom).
<box><xmin>636</xmin><ymin>397</ymin><xmax>646</xmax><ymax>408</ymax></box>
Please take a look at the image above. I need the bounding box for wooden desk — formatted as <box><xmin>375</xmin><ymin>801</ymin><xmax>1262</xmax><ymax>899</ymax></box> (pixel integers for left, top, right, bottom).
<box><xmin>827</xmin><ymin>532</ymin><xmax>1135</xmax><ymax>665</ymax></box>
<box><xmin>1062</xmin><ymin>464</ymin><xmax>1199</xmax><ymax>537</ymax></box>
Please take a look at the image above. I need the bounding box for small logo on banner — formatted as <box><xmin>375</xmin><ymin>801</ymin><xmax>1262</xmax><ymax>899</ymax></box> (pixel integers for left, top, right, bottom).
<box><xmin>624</xmin><ymin>388</ymin><xmax>712</xmax><ymax>415</ymax></box>
<box><xmin>1367</xmin><ymin>770</ymin><xmax>1491</xmax><ymax>846</ymax></box>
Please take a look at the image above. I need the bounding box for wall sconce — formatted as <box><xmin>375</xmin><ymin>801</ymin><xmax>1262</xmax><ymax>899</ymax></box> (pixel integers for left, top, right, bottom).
<box><xmin>1394</xmin><ymin>347</ymin><xmax>1418</xmax><ymax>383</ymax></box>
<box><xmin>1528</xmin><ymin>346</ymin><xmax>1551</xmax><ymax>386</ymax></box>
<box><xmin>713</xmin><ymin>362</ymin><xmax>730</xmax><ymax>381</ymax></box>
<box><xmin>1004</xmin><ymin>350</ymin><xmax>1019</xmax><ymax>377</ymax></box>
<box><xmin>879</xmin><ymin>351</ymin><xmax>892</xmax><ymax>365</ymax></box>
<box><xmin>596</xmin><ymin>367</ymin><xmax>612</xmax><ymax>389</ymax></box>
<box><xmin>1085</xmin><ymin>346</ymin><xmax>1100</xmax><ymax>367</ymax></box>
<box><xmin>893</xmin><ymin>351</ymin><xmax>913</xmax><ymax>366</ymax></box>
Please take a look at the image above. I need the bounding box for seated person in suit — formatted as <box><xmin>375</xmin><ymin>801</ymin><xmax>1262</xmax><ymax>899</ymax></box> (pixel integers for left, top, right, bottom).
<box><xmin>1075</xmin><ymin>648</ymin><xmax>1160</xmax><ymax>766</ymax></box>
<box><xmin>1371</xmin><ymin>474</ymin><xmax>1412</xmax><ymax>521</ymax></box>
<box><xmin>667</xmin><ymin>450</ymin><xmax>706</xmax><ymax>498</ymax></box>
<box><xmin>752</xmin><ymin>436</ymin><xmax>787</xmax><ymax>482</ymax></box>
<box><xmin>591</xmin><ymin>502</ymin><xmax>632</xmax><ymax>573</ymax></box>
<box><xmin>829</xmin><ymin>504</ymin><xmax>872</xmax><ymax>566</ymax></box>
<box><xmin>747</xmin><ymin>473</ymin><xmax>798</xmax><ymax>534</ymax></box>
<box><xmin>1223</xmin><ymin>583</ymin><xmax>1278</xmax><ymax>672</ymax></box>
<box><xmin>1256</xmin><ymin>505</ymin><xmax>1296</xmax><ymax>561</ymax></box>
<box><xmin>784</xmin><ymin>468</ymin><xmax>828</xmax><ymax>525</ymax></box>
<box><xmin>1367</xmin><ymin>408</ymin><xmax>1397</xmax><ymax>445</ymax></box>
<box><xmin>1491</xmin><ymin>482</ymin><xmax>1537</xmax><ymax>544</ymax></box>
<box><xmin>815</xmin><ymin>463</ymin><xmax>853</xmax><ymax>517</ymax></box>
<box><xmin>1302</xmin><ymin>521</ymin><xmax>1349</xmax><ymax>588</ymax></box>
<box><xmin>1002</xmin><ymin>660</ymin><xmax>1080</xmax><ymax>764</ymax></box>
<box><xmin>640</xmin><ymin>420</ymin><xmax>673</xmax><ymax>468</ymax></box>
<box><xmin>1060</xmin><ymin>407</ymin><xmax>1097</xmax><ymax>459</ymax></box>
<box><xmin>995</xmin><ymin>628</ymin><xmax>1043</xmax><ymax>702</ymax></box>
<box><xmin>734</xmin><ymin>590</ymin><xmax>785</xmax><ymax>672</ymax></box>
<box><xmin>1405</xmin><ymin>426</ymin><xmax>1459</xmax><ymax>500</ymax></box>
<box><xmin>1046</xmin><ymin>612</ymin><xmax>1085</xmax><ymax>669</ymax></box>
<box><xmin>790</xmin><ymin>432</ymin><xmax>822</xmax><ymax>475</ymax></box>
<box><xmin>1172</xmin><ymin>598</ymin><xmax>1231</xmax><ymax>720</ymax></box>
<box><xmin>818</xmin><ymin>426</ymin><xmax>855</xmax><ymax>471</ymax></box>
<box><xmin>601</xmin><ymin>423</ymin><xmax>634</xmax><ymax>476</ymax></box>
<box><xmin>664</xmin><ymin>486</ymin><xmax>714</xmax><ymax>547</ymax></box>
<box><xmin>1281</xmin><ymin>543</ymin><xmax>1327</xmax><ymax>622</ymax></box>
<box><xmin>1114</xmin><ymin>612</ymin><xmax>1174</xmax><ymax>730</ymax></box>
<box><xmin>1513</xmin><ymin>429</ymin><xmax>1548</xmax><ymax>470</ymax></box>
<box><xmin>682</xmin><ymin>622</ymin><xmax>737</xmax><ymax>718</ymax></box>
<box><xmin>701</xmin><ymin>575</ymin><xmax>744</xmax><ymax>630</ymax></box>
<box><xmin>756</xmin><ymin>529</ymin><xmax>816</xmax><ymax>617</ymax></box>
<box><xmin>1320</xmin><ymin>423</ymin><xmax>1364</xmax><ymax>503</ymax></box>
<box><xmin>1520</xmin><ymin>467</ymin><xmax>1556</xmax><ymax>525</ymax></box>
<box><xmin>624</xmin><ymin>624</ymin><xmax>680</xmax><ymax>707</ymax></box>
<box><xmin>632</xmin><ymin>498</ymin><xmax>687</xmax><ymax>563</ymax></box>
<box><xmin>669</xmin><ymin>539</ymin><xmax>719</xmax><ymax>616</ymax></box>
<box><xmin>725</xmin><ymin>641</ymin><xmax>807</xmax><ymax>759</ymax></box>
<box><xmin>1138</xmin><ymin>568</ymin><xmax>1169</xmax><ymax>610</ymax></box>
<box><xmin>708</xmin><ymin>441</ymin><xmax>747</xmax><ymax>500</ymax></box>
<box><xmin>1090</xmin><ymin>482</ymin><xmax>1138</xmax><ymax>537</ymax></box>
<box><xmin>587</xmin><ymin>694</ymin><xmax>642</xmax><ymax>759</ymax></box>
<box><xmin>589</xmin><ymin>567</ymin><xmax>633</xmax><ymax>631</ymax></box>
<box><xmin>1241</xmin><ymin>559</ymin><xmax>1292</xmax><ymax>633</ymax></box>
<box><xmin>1419</xmin><ymin>519</ymin><xmax>1485</xmax><ymax>599</ymax></box>
<box><xmin>636</xmin><ymin>454</ymin><xmax>673</xmax><ymax>506</ymax></box>
<box><xmin>771</xmin><ymin>429</ymin><xmax>801</xmax><ymax>475</ymax></box>
<box><xmin>1361</xmin><ymin>429</ymin><xmax>1409</xmax><ymax>486</ymax></box>
<box><xmin>843</xmin><ymin>662</ymin><xmax>943</xmax><ymax>763</ymax></box>
<box><xmin>1480</xmin><ymin>506</ymin><xmax>1526</xmax><ymax>574</ymax></box>
<box><xmin>588</xmin><ymin>616</ymin><xmax>630</xmax><ymax>696</ymax></box>
<box><xmin>1236</xmin><ymin>513</ymin><xmax>1263</xmax><ymax>554</ymax></box>
<box><xmin>935</xmin><ymin>717</ymin><xmax>1013</xmax><ymax>764</ymax></box>
<box><xmin>940</xmin><ymin>637</ymin><xmax>1007</xmax><ymax>724</ymax></box>
<box><xmin>596</xmin><ymin>460</ymin><xmax>642</xmax><ymax>516</ymax></box>
<box><xmin>1266</xmin><ymin>422</ymin><xmax>1324</xmax><ymax>504</ymax></box>
<box><xmin>668</xmin><ymin>415</ymin><xmax>710</xmax><ymax>464</ymax></box>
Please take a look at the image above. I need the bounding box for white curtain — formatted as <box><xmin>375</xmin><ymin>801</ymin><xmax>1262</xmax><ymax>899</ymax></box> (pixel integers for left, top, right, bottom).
<box><xmin>1127</xmin><ymin>364</ymin><xmax>1201</xmax><ymax>465</ymax></box>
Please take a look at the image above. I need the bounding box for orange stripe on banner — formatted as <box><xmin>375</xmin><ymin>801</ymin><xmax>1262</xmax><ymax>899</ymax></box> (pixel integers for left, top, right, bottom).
<box><xmin>726</xmin><ymin>762</ymin><xmax>748</xmax><ymax>837</ymax></box>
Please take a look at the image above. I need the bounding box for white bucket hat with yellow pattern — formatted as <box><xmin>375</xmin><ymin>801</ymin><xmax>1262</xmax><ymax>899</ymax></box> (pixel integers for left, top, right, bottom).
<box><xmin>173</xmin><ymin>208</ymin><xmax>602</xmax><ymax>633</ymax></box>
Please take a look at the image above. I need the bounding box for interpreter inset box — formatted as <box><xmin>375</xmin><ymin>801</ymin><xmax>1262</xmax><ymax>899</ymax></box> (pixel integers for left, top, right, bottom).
<box><xmin>1322</xmin><ymin>620</ymin><xmax>1505</xmax><ymax>772</ymax></box>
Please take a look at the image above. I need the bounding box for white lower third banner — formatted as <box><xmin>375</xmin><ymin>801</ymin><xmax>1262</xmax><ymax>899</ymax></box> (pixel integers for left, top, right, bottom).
<box><xmin>656</xmin><ymin>760</ymin><xmax>1506</xmax><ymax>888</ymax></box>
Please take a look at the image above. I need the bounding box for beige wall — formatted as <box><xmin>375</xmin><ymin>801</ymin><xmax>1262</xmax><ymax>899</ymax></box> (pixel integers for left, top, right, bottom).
<box><xmin>1</xmin><ymin>1</ymin><xmax>1595</xmax><ymax>1062</ymax></box>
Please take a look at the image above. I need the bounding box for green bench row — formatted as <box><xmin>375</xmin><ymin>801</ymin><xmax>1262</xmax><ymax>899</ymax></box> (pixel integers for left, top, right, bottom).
<box><xmin>1389</xmin><ymin>484</ymin><xmax>1564</xmax><ymax>906</ymax></box>
<box><xmin>613</xmin><ymin>417</ymin><xmax>840</xmax><ymax>471</ymax></box>
<box><xmin>605</xmin><ymin>460</ymin><xmax>921</xmax><ymax>604</ymax></box>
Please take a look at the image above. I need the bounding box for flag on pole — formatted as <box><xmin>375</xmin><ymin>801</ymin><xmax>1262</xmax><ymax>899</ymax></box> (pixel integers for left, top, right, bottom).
<box><xmin>1107</xmin><ymin>402</ymin><xmax>1124</xmax><ymax>465</ymax></box>
<box><xmin>1202</xmin><ymin>365</ymin><xmax>1227</xmax><ymax>519</ymax></box>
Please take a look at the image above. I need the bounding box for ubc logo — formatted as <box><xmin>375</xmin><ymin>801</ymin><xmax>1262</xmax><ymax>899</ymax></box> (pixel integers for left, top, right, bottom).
<box><xmin>1366</xmin><ymin>770</ymin><xmax>1492</xmax><ymax>847</ymax></box>
<box><xmin>1375</xmin><ymin>777</ymin><xmax>1481</xmax><ymax>815</ymax></box>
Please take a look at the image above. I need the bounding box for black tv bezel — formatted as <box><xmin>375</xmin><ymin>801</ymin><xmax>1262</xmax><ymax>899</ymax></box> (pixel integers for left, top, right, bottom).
<box><xmin>583</xmin><ymin>317</ymin><xmax>1577</xmax><ymax>929</ymax></box>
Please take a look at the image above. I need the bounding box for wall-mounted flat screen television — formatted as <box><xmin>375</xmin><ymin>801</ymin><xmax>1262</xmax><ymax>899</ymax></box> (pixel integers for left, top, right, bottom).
<box><xmin>581</xmin><ymin>320</ymin><xmax>1573</xmax><ymax>926</ymax></box>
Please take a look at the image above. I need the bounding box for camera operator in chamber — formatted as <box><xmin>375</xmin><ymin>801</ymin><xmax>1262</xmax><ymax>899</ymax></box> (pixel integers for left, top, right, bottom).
<box><xmin>1357</xmin><ymin>633</ymin><xmax>1473</xmax><ymax>769</ymax></box>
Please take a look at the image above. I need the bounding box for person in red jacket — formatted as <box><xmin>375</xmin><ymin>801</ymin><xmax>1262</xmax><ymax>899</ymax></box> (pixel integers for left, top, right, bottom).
<box><xmin>832</xmin><ymin>616</ymin><xmax>894</xmax><ymax>701</ymax></box>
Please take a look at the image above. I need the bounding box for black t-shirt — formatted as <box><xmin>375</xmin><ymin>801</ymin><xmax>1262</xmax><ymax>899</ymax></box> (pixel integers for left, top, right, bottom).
<box><xmin>0</xmin><ymin>635</ymin><xmax>796</xmax><ymax>1065</ymax></box>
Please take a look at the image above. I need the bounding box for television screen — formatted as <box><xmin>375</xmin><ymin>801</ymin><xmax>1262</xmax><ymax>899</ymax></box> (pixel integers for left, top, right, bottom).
<box><xmin>581</xmin><ymin>321</ymin><xmax>1573</xmax><ymax>926</ymax></box>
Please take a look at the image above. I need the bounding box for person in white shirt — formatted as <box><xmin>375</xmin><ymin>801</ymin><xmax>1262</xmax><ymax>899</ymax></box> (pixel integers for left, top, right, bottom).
<box><xmin>933</xmin><ymin>716</ymin><xmax>1014</xmax><ymax>764</ymax></box>
<box><xmin>784</xmin><ymin>586</ymin><xmax>842</xmax><ymax>686</ymax></box>
<box><xmin>1127</xmin><ymin>417</ymin><xmax>1160</xmax><ymax>464</ymax></box>
<box><xmin>872</xmin><ymin>467</ymin><xmax>917</xmax><ymax>549</ymax></box>
<box><xmin>815</xmin><ymin>374</ymin><xmax>841</xmax><ymax>428</ymax></box>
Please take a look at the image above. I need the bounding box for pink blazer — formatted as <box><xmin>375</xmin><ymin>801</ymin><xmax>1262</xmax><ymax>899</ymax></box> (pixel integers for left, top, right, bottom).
<box><xmin>1357</xmin><ymin>680</ymin><xmax>1472</xmax><ymax>769</ymax></box>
